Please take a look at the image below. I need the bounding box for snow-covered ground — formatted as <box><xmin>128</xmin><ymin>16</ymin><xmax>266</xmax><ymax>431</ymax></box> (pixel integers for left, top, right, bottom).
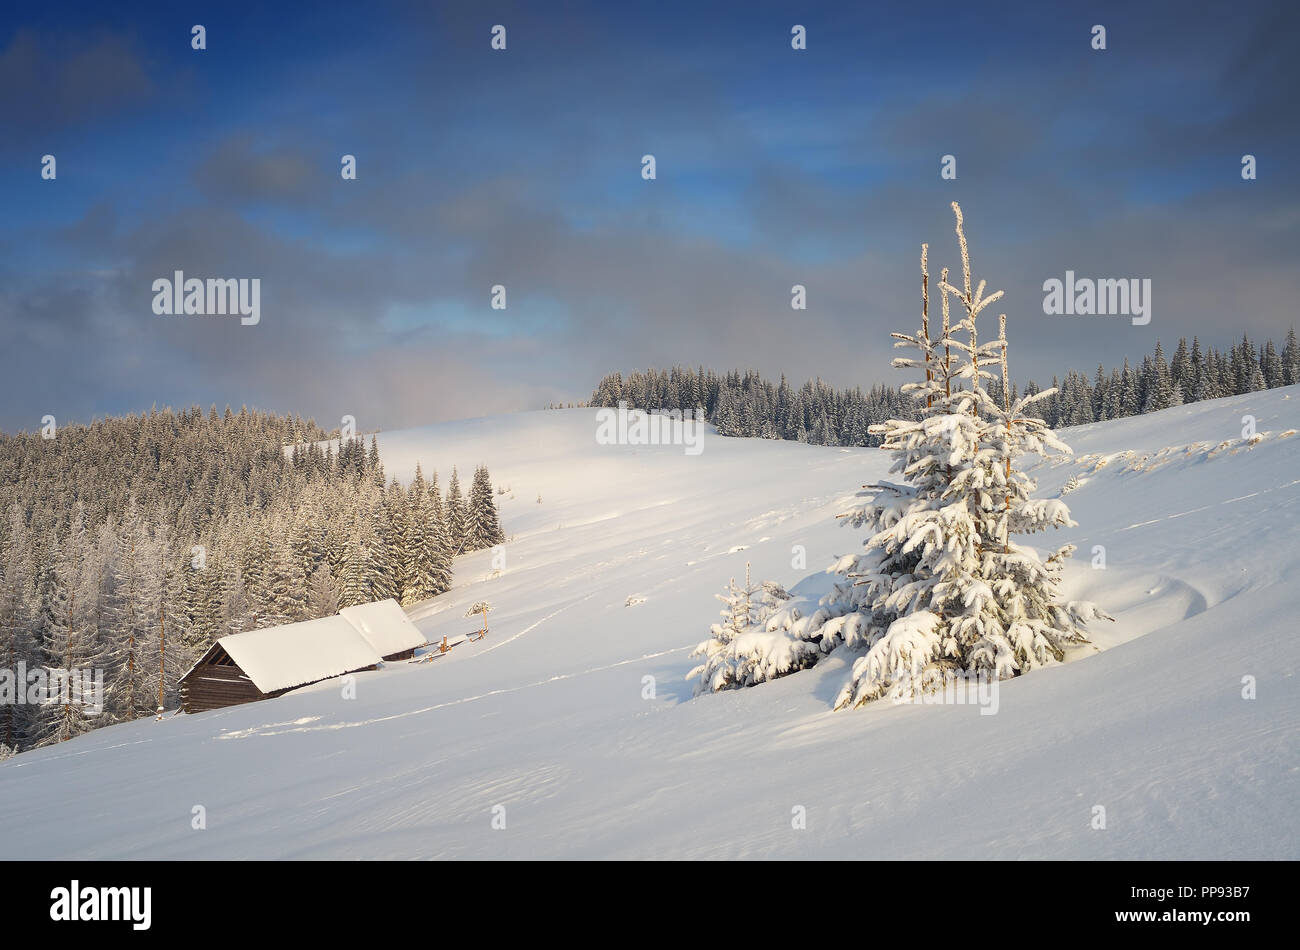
<box><xmin>2</xmin><ymin>389</ymin><xmax>1297</xmax><ymax>858</ymax></box>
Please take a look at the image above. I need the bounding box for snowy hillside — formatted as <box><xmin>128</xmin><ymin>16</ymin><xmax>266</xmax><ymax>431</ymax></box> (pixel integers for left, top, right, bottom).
<box><xmin>1</xmin><ymin>390</ymin><xmax>1297</xmax><ymax>859</ymax></box>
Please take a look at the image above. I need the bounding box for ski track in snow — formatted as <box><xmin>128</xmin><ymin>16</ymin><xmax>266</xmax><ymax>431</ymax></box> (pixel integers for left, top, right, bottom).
<box><xmin>219</xmin><ymin>643</ymin><xmax>694</xmax><ymax>739</ymax></box>
<box><xmin>1114</xmin><ymin>475</ymin><xmax>1299</xmax><ymax>532</ymax></box>
<box><xmin>470</xmin><ymin>597</ymin><xmax>590</xmax><ymax>658</ymax></box>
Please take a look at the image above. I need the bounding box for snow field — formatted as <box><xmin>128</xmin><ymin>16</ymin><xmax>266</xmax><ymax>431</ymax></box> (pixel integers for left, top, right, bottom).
<box><xmin>0</xmin><ymin>389</ymin><xmax>1296</xmax><ymax>858</ymax></box>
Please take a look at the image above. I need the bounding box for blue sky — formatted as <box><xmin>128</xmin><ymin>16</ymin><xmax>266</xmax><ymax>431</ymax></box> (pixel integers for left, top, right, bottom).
<box><xmin>1</xmin><ymin>0</ymin><xmax>1296</xmax><ymax>430</ymax></box>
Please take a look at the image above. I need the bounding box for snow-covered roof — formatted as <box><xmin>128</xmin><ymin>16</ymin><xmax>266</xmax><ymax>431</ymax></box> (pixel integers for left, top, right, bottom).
<box><xmin>217</xmin><ymin>616</ymin><xmax>383</xmax><ymax>694</ymax></box>
<box><xmin>339</xmin><ymin>599</ymin><xmax>427</xmax><ymax>658</ymax></box>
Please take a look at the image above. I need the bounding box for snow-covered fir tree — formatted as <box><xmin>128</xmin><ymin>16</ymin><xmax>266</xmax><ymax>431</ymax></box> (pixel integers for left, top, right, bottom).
<box><xmin>306</xmin><ymin>561</ymin><xmax>341</xmax><ymax>618</ymax></box>
<box><xmin>464</xmin><ymin>465</ymin><xmax>505</xmax><ymax>551</ymax></box>
<box><xmin>1283</xmin><ymin>328</ymin><xmax>1300</xmax><ymax>385</ymax></box>
<box><xmin>338</xmin><ymin>516</ymin><xmax>376</xmax><ymax>609</ymax></box>
<box><xmin>691</xmin><ymin>203</ymin><xmax>1108</xmax><ymax>708</ymax></box>
<box><xmin>423</xmin><ymin>470</ymin><xmax>454</xmax><ymax>595</ymax></box>
<box><xmin>0</xmin><ymin>505</ymin><xmax>38</xmax><ymax>749</ymax></box>
<box><xmin>400</xmin><ymin>466</ymin><xmax>453</xmax><ymax>605</ymax></box>
<box><xmin>397</xmin><ymin>466</ymin><xmax>426</xmax><ymax>600</ymax></box>
<box><xmin>222</xmin><ymin>563</ymin><xmax>255</xmax><ymax>636</ymax></box>
<box><xmin>445</xmin><ymin>467</ymin><xmax>467</xmax><ymax>555</ymax></box>
<box><xmin>35</xmin><ymin>507</ymin><xmax>97</xmax><ymax>745</ymax></box>
<box><xmin>108</xmin><ymin>502</ymin><xmax>157</xmax><ymax>722</ymax></box>
<box><xmin>366</xmin><ymin>497</ymin><xmax>400</xmax><ymax>604</ymax></box>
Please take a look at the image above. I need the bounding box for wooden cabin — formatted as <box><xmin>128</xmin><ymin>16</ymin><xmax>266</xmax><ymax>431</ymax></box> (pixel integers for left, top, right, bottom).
<box><xmin>179</xmin><ymin>640</ymin><xmax>277</xmax><ymax>713</ymax></box>
<box><xmin>179</xmin><ymin>615</ymin><xmax>383</xmax><ymax>714</ymax></box>
<box><xmin>339</xmin><ymin>598</ymin><xmax>428</xmax><ymax>661</ymax></box>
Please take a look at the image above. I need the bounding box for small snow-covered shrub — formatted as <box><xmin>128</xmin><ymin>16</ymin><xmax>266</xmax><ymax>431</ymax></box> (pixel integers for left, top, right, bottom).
<box><xmin>687</xmin><ymin>566</ymin><xmax>815</xmax><ymax>693</ymax></box>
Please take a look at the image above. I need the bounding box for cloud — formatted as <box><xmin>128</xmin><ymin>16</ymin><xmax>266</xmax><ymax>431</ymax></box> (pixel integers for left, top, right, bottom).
<box><xmin>1</xmin><ymin>0</ymin><xmax>1298</xmax><ymax>432</ymax></box>
<box><xmin>193</xmin><ymin>135</ymin><xmax>325</xmax><ymax>207</ymax></box>
<box><xmin>0</xmin><ymin>30</ymin><xmax>154</xmax><ymax>143</ymax></box>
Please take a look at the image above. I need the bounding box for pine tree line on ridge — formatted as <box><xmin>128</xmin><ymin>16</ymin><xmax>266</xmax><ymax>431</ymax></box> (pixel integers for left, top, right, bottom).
<box><xmin>590</xmin><ymin>368</ymin><xmax>916</xmax><ymax>445</ymax></box>
<box><xmin>591</xmin><ymin>328</ymin><xmax>1299</xmax><ymax>445</ymax></box>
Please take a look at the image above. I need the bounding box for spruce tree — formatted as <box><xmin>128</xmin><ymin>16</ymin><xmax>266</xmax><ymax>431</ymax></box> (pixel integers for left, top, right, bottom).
<box><xmin>1282</xmin><ymin>328</ymin><xmax>1299</xmax><ymax>386</ymax></box>
<box><xmin>222</xmin><ymin>563</ymin><xmax>255</xmax><ymax>635</ymax></box>
<box><xmin>307</xmin><ymin>561</ymin><xmax>341</xmax><ymax>618</ymax></box>
<box><xmin>425</xmin><ymin>471</ymin><xmax>454</xmax><ymax>596</ymax></box>
<box><xmin>445</xmin><ymin>468</ymin><xmax>467</xmax><ymax>556</ymax></box>
<box><xmin>264</xmin><ymin>533</ymin><xmax>309</xmax><ymax>625</ymax></box>
<box><xmin>1262</xmin><ymin>340</ymin><xmax>1283</xmax><ymax>389</ymax></box>
<box><xmin>110</xmin><ymin>502</ymin><xmax>152</xmax><ymax>722</ymax></box>
<box><xmin>690</xmin><ymin>204</ymin><xmax>1108</xmax><ymax>707</ymax></box>
<box><xmin>368</xmin><ymin>497</ymin><xmax>400</xmax><ymax>603</ymax></box>
<box><xmin>36</xmin><ymin>506</ymin><xmax>97</xmax><ymax>745</ymax></box>
<box><xmin>0</xmin><ymin>506</ymin><xmax>37</xmax><ymax>750</ymax></box>
<box><xmin>831</xmin><ymin>204</ymin><xmax>1107</xmax><ymax>707</ymax></box>
<box><xmin>465</xmin><ymin>465</ymin><xmax>505</xmax><ymax>551</ymax></box>
<box><xmin>338</xmin><ymin>518</ymin><xmax>373</xmax><ymax>609</ymax></box>
<box><xmin>1170</xmin><ymin>338</ymin><xmax>1191</xmax><ymax>394</ymax></box>
<box><xmin>400</xmin><ymin>466</ymin><xmax>443</xmax><ymax>605</ymax></box>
